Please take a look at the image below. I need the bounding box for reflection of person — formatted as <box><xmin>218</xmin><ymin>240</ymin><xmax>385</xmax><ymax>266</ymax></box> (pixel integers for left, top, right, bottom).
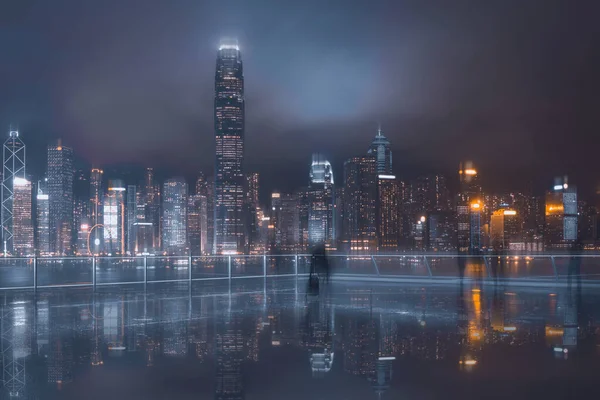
<box><xmin>457</xmin><ymin>249</ymin><xmax>467</xmax><ymax>280</ymax></box>
<box><xmin>568</xmin><ymin>239</ymin><xmax>583</xmax><ymax>285</ymax></box>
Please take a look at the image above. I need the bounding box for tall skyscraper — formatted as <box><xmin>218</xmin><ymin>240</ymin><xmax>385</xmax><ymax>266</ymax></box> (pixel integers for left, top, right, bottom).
<box><xmin>144</xmin><ymin>168</ymin><xmax>161</xmax><ymax>251</ymax></box>
<box><xmin>1</xmin><ymin>128</ymin><xmax>26</xmax><ymax>255</ymax></box>
<box><xmin>377</xmin><ymin>175</ymin><xmax>401</xmax><ymax>251</ymax></box>
<box><xmin>457</xmin><ymin>162</ymin><xmax>481</xmax><ymax>253</ymax></box>
<box><xmin>126</xmin><ymin>184</ymin><xmax>137</xmax><ymax>254</ymax></box>
<box><xmin>270</xmin><ymin>192</ymin><xmax>299</xmax><ymax>253</ymax></box>
<box><xmin>308</xmin><ymin>154</ymin><xmax>335</xmax><ymax>247</ymax></box>
<box><xmin>36</xmin><ymin>182</ymin><xmax>50</xmax><ymax>255</ymax></box>
<box><xmin>162</xmin><ymin>178</ymin><xmax>188</xmax><ymax>255</ymax></box>
<box><xmin>47</xmin><ymin>141</ymin><xmax>74</xmax><ymax>255</ymax></box>
<box><xmin>244</xmin><ymin>172</ymin><xmax>260</xmax><ymax>253</ymax></box>
<box><xmin>89</xmin><ymin>168</ymin><xmax>104</xmax><ymax>254</ymax></box>
<box><xmin>103</xmin><ymin>180</ymin><xmax>126</xmax><ymax>254</ymax></box>
<box><xmin>187</xmin><ymin>194</ymin><xmax>207</xmax><ymax>256</ymax></box>
<box><xmin>196</xmin><ymin>173</ymin><xmax>214</xmax><ymax>254</ymax></box>
<box><xmin>367</xmin><ymin>126</ymin><xmax>392</xmax><ymax>175</ymax></box>
<box><xmin>214</xmin><ymin>39</ymin><xmax>245</xmax><ymax>255</ymax></box>
<box><xmin>545</xmin><ymin>177</ymin><xmax>578</xmax><ymax>249</ymax></box>
<box><xmin>12</xmin><ymin>177</ymin><xmax>33</xmax><ymax>256</ymax></box>
<box><xmin>343</xmin><ymin>156</ymin><xmax>377</xmax><ymax>252</ymax></box>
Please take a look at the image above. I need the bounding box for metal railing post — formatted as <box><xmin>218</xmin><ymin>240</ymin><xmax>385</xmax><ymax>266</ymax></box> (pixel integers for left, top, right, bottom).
<box><xmin>144</xmin><ymin>256</ymin><xmax>148</xmax><ymax>289</ymax></box>
<box><xmin>33</xmin><ymin>256</ymin><xmax>37</xmax><ymax>291</ymax></box>
<box><xmin>423</xmin><ymin>255</ymin><xmax>432</xmax><ymax>277</ymax></box>
<box><xmin>550</xmin><ymin>256</ymin><xmax>558</xmax><ymax>280</ymax></box>
<box><xmin>92</xmin><ymin>256</ymin><xmax>96</xmax><ymax>289</ymax></box>
<box><xmin>188</xmin><ymin>255</ymin><xmax>192</xmax><ymax>282</ymax></box>
<box><xmin>295</xmin><ymin>254</ymin><xmax>298</xmax><ymax>277</ymax></box>
<box><xmin>263</xmin><ymin>254</ymin><xmax>267</xmax><ymax>280</ymax></box>
<box><xmin>483</xmin><ymin>256</ymin><xmax>491</xmax><ymax>278</ymax></box>
<box><xmin>228</xmin><ymin>256</ymin><xmax>232</xmax><ymax>281</ymax></box>
<box><xmin>371</xmin><ymin>256</ymin><xmax>381</xmax><ymax>276</ymax></box>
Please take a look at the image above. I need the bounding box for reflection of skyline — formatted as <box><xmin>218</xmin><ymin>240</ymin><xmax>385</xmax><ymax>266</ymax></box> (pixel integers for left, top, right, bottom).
<box><xmin>0</xmin><ymin>283</ymin><xmax>598</xmax><ymax>397</ymax></box>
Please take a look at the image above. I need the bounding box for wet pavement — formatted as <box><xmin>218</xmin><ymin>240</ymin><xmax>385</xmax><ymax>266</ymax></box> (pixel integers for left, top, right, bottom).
<box><xmin>1</xmin><ymin>277</ymin><xmax>599</xmax><ymax>399</ymax></box>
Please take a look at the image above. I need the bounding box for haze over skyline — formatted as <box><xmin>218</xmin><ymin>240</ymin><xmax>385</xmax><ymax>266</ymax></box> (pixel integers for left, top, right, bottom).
<box><xmin>1</xmin><ymin>0</ymin><xmax>599</xmax><ymax>196</ymax></box>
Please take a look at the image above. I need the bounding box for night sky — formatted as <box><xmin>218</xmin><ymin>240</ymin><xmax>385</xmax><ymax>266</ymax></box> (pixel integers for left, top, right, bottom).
<box><xmin>1</xmin><ymin>0</ymin><xmax>599</xmax><ymax>197</ymax></box>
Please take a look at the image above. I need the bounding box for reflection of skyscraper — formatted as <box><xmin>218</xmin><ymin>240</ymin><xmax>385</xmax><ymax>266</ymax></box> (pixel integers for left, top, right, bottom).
<box><xmin>47</xmin><ymin>141</ymin><xmax>74</xmax><ymax>255</ymax></box>
<box><xmin>214</xmin><ymin>39</ymin><xmax>245</xmax><ymax>255</ymax></box>
<box><xmin>367</xmin><ymin>126</ymin><xmax>392</xmax><ymax>175</ymax></box>
<box><xmin>1</xmin><ymin>128</ymin><xmax>26</xmax><ymax>255</ymax></box>
<box><xmin>215</xmin><ymin>316</ymin><xmax>244</xmax><ymax>399</ymax></box>
<box><xmin>162</xmin><ymin>178</ymin><xmax>188</xmax><ymax>255</ymax></box>
<box><xmin>12</xmin><ymin>178</ymin><xmax>33</xmax><ymax>256</ymax></box>
<box><xmin>308</xmin><ymin>154</ymin><xmax>335</xmax><ymax>247</ymax></box>
<box><xmin>343</xmin><ymin>156</ymin><xmax>377</xmax><ymax>252</ymax></box>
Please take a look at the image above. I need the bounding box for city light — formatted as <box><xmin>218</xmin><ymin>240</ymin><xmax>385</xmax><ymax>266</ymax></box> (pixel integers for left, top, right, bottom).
<box><xmin>464</xmin><ymin>169</ymin><xmax>477</xmax><ymax>175</ymax></box>
<box><xmin>503</xmin><ymin>210</ymin><xmax>517</xmax><ymax>215</ymax></box>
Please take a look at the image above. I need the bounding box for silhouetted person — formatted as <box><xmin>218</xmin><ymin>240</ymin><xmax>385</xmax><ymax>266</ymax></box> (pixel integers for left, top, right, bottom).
<box><xmin>310</xmin><ymin>243</ymin><xmax>330</xmax><ymax>283</ymax></box>
<box><xmin>457</xmin><ymin>249</ymin><xmax>467</xmax><ymax>280</ymax></box>
<box><xmin>568</xmin><ymin>239</ymin><xmax>583</xmax><ymax>286</ymax></box>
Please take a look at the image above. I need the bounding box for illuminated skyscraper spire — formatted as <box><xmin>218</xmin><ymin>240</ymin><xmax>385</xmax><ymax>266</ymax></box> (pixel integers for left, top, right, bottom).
<box><xmin>367</xmin><ymin>125</ymin><xmax>392</xmax><ymax>175</ymax></box>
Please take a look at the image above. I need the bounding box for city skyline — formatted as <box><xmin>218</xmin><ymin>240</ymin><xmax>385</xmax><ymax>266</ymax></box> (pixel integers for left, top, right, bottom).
<box><xmin>2</xmin><ymin>1</ymin><xmax>600</xmax><ymax>197</ymax></box>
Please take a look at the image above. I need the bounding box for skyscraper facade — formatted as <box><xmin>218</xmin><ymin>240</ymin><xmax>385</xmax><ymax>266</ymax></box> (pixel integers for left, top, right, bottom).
<box><xmin>126</xmin><ymin>184</ymin><xmax>137</xmax><ymax>254</ymax></box>
<box><xmin>36</xmin><ymin>183</ymin><xmax>50</xmax><ymax>255</ymax></box>
<box><xmin>343</xmin><ymin>156</ymin><xmax>377</xmax><ymax>252</ymax></box>
<box><xmin>162</xmin><ymin>178</ymin><xmax>188</xmax><ymax>255</ymax></box>
<box><xmin>545</xmin><ymin>178</ymin><xmax>578</xmax><ymax>249</ymax></box>
<box><xmin>89</xmin><ymin>168</ymin><xmax>103</xmax><ymax>254</ymax></box>
<box><xmin>103</xmin><ymin>180</ymin><xmax>126</xmax><ymax>254</ymax></box>
<box><xmin>187</xmin><ymin>194</ymin><xmax>207</xmax><ymax>256</ymax></box>
<box><xmin>214</xmin><ymin>40</ymin><xmax>245</xmax><ymax>255</ymax></box>
<box><xmin>1</xmin><ymin>128</ymin><xmax>26</xmax><ymax>255</ymax></box>
<box><xmin>12</xmin><ymin>177</ymin><xmax>33</xmax><ymax>256</ymax></box>
<box><xmin>377</xmin><ymin>175</ymin><xmax>401</xmax><ymax>251</ymax></box>
<box><xmin>308</xmin><ymin>154</ymin><xmax>335</xmax><ymax>247</ymax></box>
<box><xmin>367</xmin><ymin>127</ymin><xmax>392</xmax><ymax>175</ymax></box>
<box><xmin>47</xmin><ymin>141</ymin><xmax>74</xmax><ymax>255</ymax></box>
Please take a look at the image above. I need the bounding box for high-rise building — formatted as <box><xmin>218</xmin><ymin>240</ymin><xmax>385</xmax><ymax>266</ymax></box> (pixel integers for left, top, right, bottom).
<box><xmin>427</xmin><ymin>211</ymin><xmax>457</xmax><ymax>251</ymax></box>
<box><xmin>187</xmin><ymin>194</ymin><xmax>207</xmax><ymax>256</ymax></box>
<box><xmin>545</xmin><ymin>178</ymin><xmax>578</xmax><ymax>249</ymax></box>
<box><xmin>1</xmin><ymin>128</ymin><xmax>26</xmax><ymax>255</ymax></box>
<box><xmin>296</xmin><ymin>187</ymin><xmax>310</xmax><ymax>253</ymax></box>
<box><xmin>214</xmin><ymin>39</ymin><xmax>245</xmax><ymax>255</ymax></box>
<box><xmin>578</xmin><ymin>202</ymin><xmax>597</xmax><ymax>245</ymax></box>
<box><xmin>144</xmin><ymin>168</ymin><xmax>161</xmax><ymax>251</ymax></box>
<box><xmin>12</xmin><ymin>177</ymin><xmax>33</xmax><ymax>256</ymax></box>
<box><xmin>103</xmin><ymin>180</ymin><xmax>126</xmax><ymax>254</ymax></box>
<box><xmin>244</xmin><ymin>172</ymin><xmax>260</xmax><ymax>253</ymax></box>
<box><xmin>196</xmin><ymin>173</ymin><xmax>214</xmax><ymax>255</ymax></box>
<box><xmin>469</xmin><ymin>200</ymin><xmax>483</xmax><ymax>253</ymax></box>
<box><xmin>377</xmin><ymin>175</ymin><xmax>401</xmax><ymax>251</ymax></box>
<box><xmin>367</xmin><ymin>126</ymin><xmax>392</xmax><ymax>175</ymax></box>
<box><xmin>126</xmin><ymin>184</ymin><xmax>137</xmax><ymax>255</ymax></box>
<box><xmin>89</xmin><ymin>168</ymin><xmax>104</xmax><ymax>254</ymax></box>
<box><xmin>308</xmin><ymin>154</ymin><xmax>335</xmax><ymax>247</ymax></box>
<box><xmin>343</xmin><ymin>156</ymin><xmax>377</xmax><ymax>252</ymax></box>
<box><xmin>162</xmin><ymin>178</ymin><xmax>188</xmax><ymax>255</ymax></box>
<box><xmin>457</xmin><ymin>162</ymin><xmax>481</xmax><ymax>253</ymax></box>
<box><xmin>270</xmin><ymin>192</ymin><xmax>299</xmax><ymax>253</ymax></box>
<box><xmin>490</xmin><ymin>209</ymin><xmax>520</xmax><ymax>250</ymax></box>
<box><xmin>35</xmin><ymin>183</ymin><xmax>50</xmax><ymax>255</ymax></box>
<box><xmin>47</xmin><ymin>141</ymin><xmax>74</xmax><ymax>255</ymax></box>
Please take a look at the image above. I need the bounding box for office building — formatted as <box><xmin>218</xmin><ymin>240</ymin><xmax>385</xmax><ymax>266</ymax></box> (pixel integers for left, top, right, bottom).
<box><xmin>103</xmin><ymin>180</ymin><xmax>126</xmax><ymax>254</ymax></box>
<box><xmin>162</xmin><ymin>178</ymin><xmax>188</xmax><ymax>255</ymax></box>
<box><xmin>88</xmin><ymin>168</ymin><xmax>103</xmax><ymax>254</ymax></box>
<box><xmin>427</xmin><ymin>211</ymin><xmax>457</xmax><ymax>251</ymax></box>
<box><xmin>214</xmin><ymin>39</ymin><xmax>245</xmax><ymax>255</ymax></box>
<box><xmin>12</xmin><ymin>177</ymin><xmax>33</xmax><ymax>255</ymax></box>
<box><xmin>126</xmin><ymin>184</ymin><xmax>137</xmax><ymax>254</ymax></box>
<box><xmin>545</xmin><ymin>178</ymin><xmax>578</xmax><ymax>249</ymax></box>
<box><xmin>1</xmin><ymin>128</ymin><xmax>26</xmax><ymax>255</ymax></box>
<box><xmin>196</xmin><ymin>173</ymin><xmax>214</xmax><ymax>254</ymax></box>
<box><xmin>343</xmin><ymin>156</ymin><xmax>377</xmax><ymax>252</ymax></box>
<box><xmin>144</xmin><ymin>168</ymin><xmax>161</xmax><ymax>251</ymax></box>
<box><xmin>457</xmin><ymin>162</ymin><xmax>481</xmax><ymax>253</ymax></box>
<box><xmin>47</xmin><ymin>141</ymin><xmax>74</xmax><ymax>255</ymax></box>
<box><xmin>470</xmin><ymin>200</ymin><xmax>483</xmax><ymax>253</ymax></box>
<box><xmin>270</xmin><ymin>192</ymin><xmax>299</xmax><ymax>253</ymax></box>
<box><xmin>490</xmin><ymin>209</ymin><xmax>520</xmax><ymax>250</ymax></box>
<box><xmin>36</xmin><ymin>183</ymin><xmax>50</xmax><ymax>255</ymax></box>
<box><xmin>245</xmin><ymin>172</ymin><xmax>260</xmax><ymax>253</ymax></box>
<box><xmin>188</xmin><ymin>194</ymin><xmax>207</xmax><ymax>256</ymax></box>
<box><xmin>308</xmin><ymin>154</ymin><xmax>335</xmax><ymax>247</ymax></box>
<box><xmin>377</xmin><ymin>175</ymin><xmax>401</xmax><ymax>251</ymax></box>
<box><xmin>296</xmin><ymin>187</ymin><xmax>310</xmax><ymax>253</ymax></box>
<box><xmin>367</xmin><ymin>126</ymin><xmax>392</xmax><ymax>175</ymax></box>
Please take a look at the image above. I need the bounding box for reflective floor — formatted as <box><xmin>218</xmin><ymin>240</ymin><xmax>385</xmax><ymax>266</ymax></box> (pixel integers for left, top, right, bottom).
<box><xmin>1</xmin><ymin>277</ymin><xmax>599</xmax><ymax>399</ymax></box>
